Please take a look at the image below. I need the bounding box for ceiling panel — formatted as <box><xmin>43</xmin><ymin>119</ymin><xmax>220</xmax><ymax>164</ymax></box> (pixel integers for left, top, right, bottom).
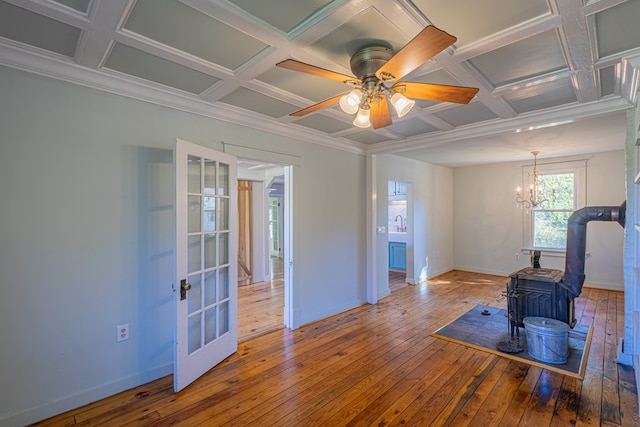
<box><xmin>595</xmin><ymin>0</ymin><xmax>640</xmax><ymax>58</ymax></box>
<box><xmin>412</xmin><ymin>0</ymin><xmax>550</xmax><ymax>46</ymax></box>
<box><xmin>125</xmin><ymin>0</ymin><xmax>268</xmax><ymax>69</ymax></box>
<box><xmin>219</xmin><ymin>87</ymin><xmax>298</xmax><ymax>118</ymax></box>
<box><xmin>228</xmin><ymin>0</ymin><xmax>333</xmax><ymax>33</ymax></box>
<box><xmin>469</xmin><ymin>29</ymin><xmax>567</xmax><ymax>87</ymax></box>
<box><xmin>385</xmin><ymin>118</ymin><xmax>438</xmax><ymax>137</ymax></box>
<box><xmin>502</xmin><ymin>77</ymin><xmax>577</xmax><ymax>113</ymax></box>
<box><xmin>599</xmin><ymin>65</ymin><xmax>616</xmax><ymax>97</ymax></box>
<box><xmin>342</xmin><ymin>131</ymin><xmax>390</xmax><ymax>145</ymax></box>
<box><xmin>104</xmin><ymin>43</ymin><xmax>220</xmax><ymax>93</ymax></box>
<box><xmin>0</xmin><ymin>1</ymin><xmax>81</xmax><ymax>57</ymax></box>
<box><xmin>292</xmin><ymin>114</ymin><xmax>353</xmax><ymax>133</ymax></box>
<box><xmin>434</xmin><ymin>102</ymin><xmax>499</xmax><ymax>127</ymax></box>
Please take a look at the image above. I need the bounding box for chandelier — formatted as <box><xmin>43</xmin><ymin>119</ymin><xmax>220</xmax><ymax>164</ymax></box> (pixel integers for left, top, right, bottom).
<box><xmin>515</xmin><ymin>151</ymin><xmax>555</xmax><ymax>209</ymax></box>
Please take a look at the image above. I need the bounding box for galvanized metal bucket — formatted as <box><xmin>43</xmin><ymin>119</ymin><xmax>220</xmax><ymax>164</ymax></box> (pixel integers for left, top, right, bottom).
<box><xmin>523</xmin><ymin>317</ymin><xmax>570</xmax><ymax>364</ymax></box>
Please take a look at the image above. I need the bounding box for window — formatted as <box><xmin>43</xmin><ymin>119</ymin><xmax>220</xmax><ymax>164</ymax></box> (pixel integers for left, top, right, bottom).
<box><xmin>522</xmin><ymin>160</ymin><xmax>586</xmax><ymax>251</ymax></box>
<box><xmin>532</xmin><ymin>173</ymin><xmax>575</xmax><ymax>249</ymax></box>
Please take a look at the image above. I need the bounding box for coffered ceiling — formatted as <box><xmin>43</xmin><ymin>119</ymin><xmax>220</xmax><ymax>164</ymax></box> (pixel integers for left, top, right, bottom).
<box><xmin>1</xmin><ymin>0</ymin><xmax>639</xmax><ymax>166</ymax></box>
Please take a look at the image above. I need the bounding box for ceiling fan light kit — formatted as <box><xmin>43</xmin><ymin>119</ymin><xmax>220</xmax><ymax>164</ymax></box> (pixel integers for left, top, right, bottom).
<box><xmin>276</xmin><ymin>25</ymin><xmax>479</xmax><ymax>129</ymax></box>
<box><xmin>390</xmin><ymin>92</ymin><xmax>415</xmax><ymax>117</ymax></box>
<box><xmin>339</xmin><ymin>89</ymin><xmax>363</xmax><ymax>114</ymax></box>
<box><xmin>353</xmin><ymin>106</ymin><xmax>371</xmax><ymax>128</ymax></box>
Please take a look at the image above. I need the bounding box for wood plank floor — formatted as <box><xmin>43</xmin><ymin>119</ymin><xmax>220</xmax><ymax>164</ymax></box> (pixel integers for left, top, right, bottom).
<box><xmin>388</xmin><ymin>270</ymin><xmax>407</xmax><ymax>292</ymax></box>
<box><xmin>238</xmin><ymin>258</ymin><xmax>284</xmax><ymax>342</ymax></box>
<box><xmin>32</xmin><ymin>270</ymin><xmax>639</xmax><ymax>426</ymax></box>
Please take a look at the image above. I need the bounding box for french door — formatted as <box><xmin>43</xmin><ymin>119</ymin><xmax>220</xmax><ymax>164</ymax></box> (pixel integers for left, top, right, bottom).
<box><xmin>174</xmin><ymin>139</ymin><xmax>238</xmax><ymax>392</ymax></box>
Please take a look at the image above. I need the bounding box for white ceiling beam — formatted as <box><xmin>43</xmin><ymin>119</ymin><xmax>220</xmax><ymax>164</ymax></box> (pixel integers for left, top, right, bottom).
<box><xmin>75</xmin><ymin>0</ymin><xmax>134</xmax><ymax>69</ymax></box>
<box><xmin>454</xmin><ymin>14</ymin><xmax>562</xmax><ymax>62</ymax></box>
<box><xmin>554</xmin><ymin>0</ymin><xmax>599</xmax><ymax>103</ymax></box>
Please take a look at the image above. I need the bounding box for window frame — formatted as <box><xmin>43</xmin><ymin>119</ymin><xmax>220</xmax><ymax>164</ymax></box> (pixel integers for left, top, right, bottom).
<box><xmin>522</xmin><ymin>160</ymin><xmax>586</xmax><ymax>253</ymax></box>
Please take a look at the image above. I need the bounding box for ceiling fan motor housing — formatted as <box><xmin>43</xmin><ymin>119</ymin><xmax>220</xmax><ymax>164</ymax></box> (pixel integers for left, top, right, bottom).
<box><xmin>350</xmin><ymin>46</ymin><xmax>393</xmax><ymax>79</ymax></box>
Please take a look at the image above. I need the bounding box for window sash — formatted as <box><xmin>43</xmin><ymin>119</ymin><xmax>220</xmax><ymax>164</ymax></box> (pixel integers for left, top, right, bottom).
<box><xmin>522</xmin><ymin>160</ymin><xmax>586</xmax><ymax>251</ymax></box>
<box><xmin>532</xmin><ymin>209</ymin><xmax>573</xmax><ymax>249</ymax></box>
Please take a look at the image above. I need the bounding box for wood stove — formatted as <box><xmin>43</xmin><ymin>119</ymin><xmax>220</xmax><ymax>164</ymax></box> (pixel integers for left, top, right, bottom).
<box><xmin>505</xmin><ymin>202</ymin><xmax>625</xmax><ymax>338</ymax></box>
<box><xmin>506</xmin><ymin>267</ymin><xmax>576</xmax><ymax>337</ymax></box>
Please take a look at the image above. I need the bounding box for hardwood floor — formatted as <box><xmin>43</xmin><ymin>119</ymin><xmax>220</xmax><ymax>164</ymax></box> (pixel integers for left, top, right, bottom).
<box><xmin>238</xmin><ymin>257</ymin><xmax>284</xmax><ymax>342</ymax></box>
<box><xmin>389</xmin><ymin>270</ymin><xmax>407</xmax><ymax>292</ymax></box>
<box><xmin>32</xmin><ymin>270</ymin><xmax>638</xmax><ymax>426</ymax></box>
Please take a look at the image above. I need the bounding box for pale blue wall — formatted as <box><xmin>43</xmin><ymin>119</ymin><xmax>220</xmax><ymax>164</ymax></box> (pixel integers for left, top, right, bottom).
<box><xmin>0</xmin><ymin>65</ymin><xmax>367</xmax><ymax>426</ymax></box>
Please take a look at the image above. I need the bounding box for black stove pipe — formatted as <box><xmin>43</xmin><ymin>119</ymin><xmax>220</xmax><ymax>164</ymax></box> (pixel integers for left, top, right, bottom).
<box><xmin>561</xmin><ymin>200</ymin><xmax>626</xmax><ymax>297</ymax></box>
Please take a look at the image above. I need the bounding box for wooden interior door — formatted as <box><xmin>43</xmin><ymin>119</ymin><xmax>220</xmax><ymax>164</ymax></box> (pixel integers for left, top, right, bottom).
<box><xmin>238</xmin><ymin>180</ymin><xmax>252</xmax><ymax>286</ymax></box>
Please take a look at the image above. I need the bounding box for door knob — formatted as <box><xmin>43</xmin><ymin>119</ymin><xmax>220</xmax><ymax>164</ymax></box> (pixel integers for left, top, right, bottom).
<box><xmin>180</xmin><ymin>279</ymin><xmax>191</xmax><ymax>300</ymax></box>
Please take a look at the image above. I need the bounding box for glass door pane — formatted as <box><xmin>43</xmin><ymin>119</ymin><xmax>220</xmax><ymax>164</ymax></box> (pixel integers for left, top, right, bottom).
<box><xmin>185</xmin><ymin>154</ymin><xmax>233</xmax><ymax>354</ymax></box>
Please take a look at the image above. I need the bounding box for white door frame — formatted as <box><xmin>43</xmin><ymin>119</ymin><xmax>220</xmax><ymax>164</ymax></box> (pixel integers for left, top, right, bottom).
<box><xmin>223</xmin><ymin>143</ymin><xmax>300</xmax><ymax>330</ymax></box>
<box><xmin>283</xmin><ymin>165</ymin><xmax>298</xmax><ymax>329</ymax></box>
<box><xmin>366</xmin><ymin>154</ymin><xmax>377</xmax><ymax>304</ymax></box>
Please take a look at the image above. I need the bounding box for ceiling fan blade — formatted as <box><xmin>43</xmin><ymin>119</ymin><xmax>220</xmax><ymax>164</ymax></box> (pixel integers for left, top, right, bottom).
<box><xmin>276</xmin><ymin>59</ymin><xmax>359</xmax><ymax>83</ymax></box>
<box><xmin>394</xmin><ymin>81</ymin><xmax>479</xmax><ymax>104</ymax></box>
<box><xmin>376</xmin><ymin>26</ymin><xmax>456</xmax><ymax>82</ymax></box>
<box><xmin>370</xmin><ymin>95</ymin><xmax>392</xmax><ymax>129</ymax></box>
<box><xmin>289</xmin><ymin>93</ymin><xmax>345</xmax><ymax>117</ymax></box>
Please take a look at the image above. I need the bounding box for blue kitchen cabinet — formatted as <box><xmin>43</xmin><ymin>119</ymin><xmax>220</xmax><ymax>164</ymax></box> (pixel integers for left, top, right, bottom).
<box><xmin>389</xmin><ymin>241</ymin><xmax>406</xmax><ymax>270</ymax></box>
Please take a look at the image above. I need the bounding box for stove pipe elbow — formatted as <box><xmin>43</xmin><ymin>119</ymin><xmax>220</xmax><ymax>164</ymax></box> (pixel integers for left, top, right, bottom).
<box><xmin>562</xmin><ymin>200</ymin><xmax>625</xmax><ymax>297</ymax></box>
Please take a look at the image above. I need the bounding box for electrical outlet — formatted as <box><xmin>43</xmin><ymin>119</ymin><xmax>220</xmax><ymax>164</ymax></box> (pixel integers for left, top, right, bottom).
<box><xmin>515</xmin><ymin>253</ymin><xmax>520</xmax><ymax>260</ymax></box>
<box><xmin>117</xmin><ymin>324</ymin><xmax>129</xmax><ymax>342</ymax></box>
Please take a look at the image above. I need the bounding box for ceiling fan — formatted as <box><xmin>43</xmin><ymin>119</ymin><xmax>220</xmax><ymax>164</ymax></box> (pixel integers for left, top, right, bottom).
<box><xmin>276</xmin><ymin>25</ymin><xmax>479</xmax><ymax>129</ymax></box>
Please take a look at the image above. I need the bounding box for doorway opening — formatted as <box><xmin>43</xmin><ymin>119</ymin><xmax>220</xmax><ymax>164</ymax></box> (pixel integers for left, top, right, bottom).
<box><xmin>388</xmin><ymin>180</ymin><xmax>408</xmax><ymax>292</ymax></box>
<box><xmin>237</xmin><ymin>161</ymin><xmax>289</xmax><ymax>342</ymax></box>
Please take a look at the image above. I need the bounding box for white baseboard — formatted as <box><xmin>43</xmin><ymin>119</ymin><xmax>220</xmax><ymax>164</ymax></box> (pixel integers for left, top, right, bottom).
<box><xmin>451</xmin><ymin>265</ymin><xmax>509</xmax><ymax>278</ymax></box>
<box><xmin>583</xmin><ymin>281</ymin><xmax>624</xmax><ymax>292</ymax></box>
<box><xmin>1</xmin><ymin>363</ymin><xmax>173</xmax><ymax>427</ymax></box>
<box><xmin>427</xmin><ymin>265</ymin><xmax>457</xmax><ymax>280</ymax></box>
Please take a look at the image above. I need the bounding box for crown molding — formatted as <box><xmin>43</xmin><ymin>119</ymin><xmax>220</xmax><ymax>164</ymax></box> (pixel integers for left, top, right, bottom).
<box><xmin>367</xmin><ymin>96</ymin><xmax>633</xmax><ymax>155</ymax></box>
<box><xmin>0</xmin><ymin>42</ymin><xmax>366</xmax><ymax>156</ymax></box>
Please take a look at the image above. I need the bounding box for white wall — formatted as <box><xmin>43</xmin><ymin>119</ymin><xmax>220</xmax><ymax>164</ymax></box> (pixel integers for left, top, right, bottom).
<box><xmin>454</xmin><ymin>150</ymin><xmax>626</xmax><ymax>289</ymax></box>
<box><xmin>0</xmin><ymin>66</ymin><xmax>366</xmax><ymax>426</ymax></box>
<box><xmin>376</xmin><ymin>154</ymin><xmax>454</xmax><ymax>297</ymax></box>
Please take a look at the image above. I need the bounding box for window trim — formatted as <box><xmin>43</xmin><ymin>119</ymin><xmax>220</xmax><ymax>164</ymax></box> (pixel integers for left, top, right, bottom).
<box><xmin>522</xmin><ymin>160</ymin><xmax>587</xmax><ymax>252</ymax></box>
